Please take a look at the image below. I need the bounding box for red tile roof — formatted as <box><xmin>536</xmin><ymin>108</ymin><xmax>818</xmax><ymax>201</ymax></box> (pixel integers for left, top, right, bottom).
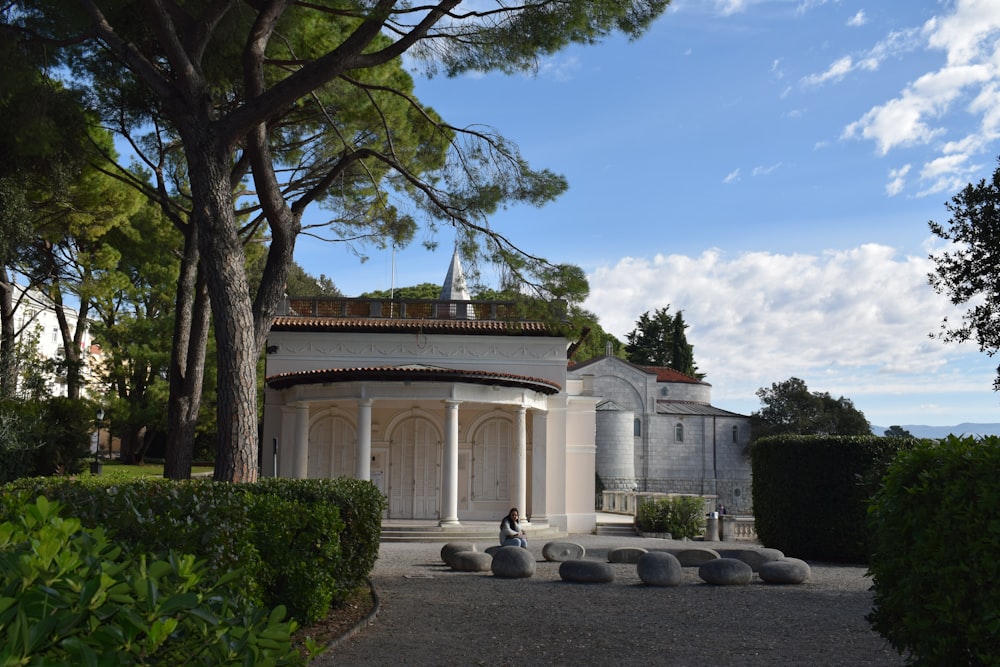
<box><xmin>265</xmin><ymin>364</ymin><xmax>562</xmax><ymax>394</ymax></box>
<box><xmin>270</xmin><ymin>316</ymin><xmax>556</xmax><ymax>336</ymax></box>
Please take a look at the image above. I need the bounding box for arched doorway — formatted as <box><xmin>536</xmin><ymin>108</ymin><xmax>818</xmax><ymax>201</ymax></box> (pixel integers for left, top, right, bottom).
<box><xmin>308</xmin><ymin>413</ymin><xmax>357</xmax><ymax>479</ymax></box>
<box><xmin>472</xmin><ymin>417</ymin><xmax>512</xmax><ymax>503</ymax></box>
<box><xmin>388</xmin><ymin>416</ymin><xmax>440</xmax><ymax>519</ymax></box>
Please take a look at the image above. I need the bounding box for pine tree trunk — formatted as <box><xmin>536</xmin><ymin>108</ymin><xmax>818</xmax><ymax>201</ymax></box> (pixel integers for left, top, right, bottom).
<box><xmin>164</xmin><ymin>226</ymin><xmax>210</xmax><ymax>480</ymax></box>
<box><xmin>189</xmin><ymin>144</ymin><xmax>261</xmax><ymax>483</ymax></box>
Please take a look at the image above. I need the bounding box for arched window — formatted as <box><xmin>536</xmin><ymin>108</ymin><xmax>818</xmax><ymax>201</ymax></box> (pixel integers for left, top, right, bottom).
<box><xmin>732</xmin><ymin>425</ymin><xmax>738</xmax><ymax>442</ymax></box>
<box><xmin>674</xmin><ymin>423</ymin><xmax>684</xmax><ymax>443</ymax></box>
<box><xmin>633</xmin><ymin>418</ymin><xmax>641</xmax><ymax>437</ymax></box>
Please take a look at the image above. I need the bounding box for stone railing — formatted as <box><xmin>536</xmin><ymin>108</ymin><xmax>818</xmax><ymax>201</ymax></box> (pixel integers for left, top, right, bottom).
<box><xmin>601</xmin><ymin>490</ymin><xmax>757</xmax><ymax>541</ymax></box>
<box><xmin>280</xmin><ymin>296</ymin><xmax>566</xmax><ymax>323</ymax></box>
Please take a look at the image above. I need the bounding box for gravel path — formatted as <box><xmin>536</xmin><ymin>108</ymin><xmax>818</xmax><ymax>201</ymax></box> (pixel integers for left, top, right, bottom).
<box><xmin>316</xmin><ymin>534</ymin><xmax>906</xmax><ymax>666</ymax></box>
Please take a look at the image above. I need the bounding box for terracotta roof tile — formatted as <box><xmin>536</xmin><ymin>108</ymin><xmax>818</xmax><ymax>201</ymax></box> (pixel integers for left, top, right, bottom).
<box><xmin>265</xmin><ymin>364</ymin><xmax>562</xmax><ymax>394</ymax></box>
<box><xmin>270</xmin><ymin>316</ymin><xmax>555</xmax><ymax>336</ymax></box>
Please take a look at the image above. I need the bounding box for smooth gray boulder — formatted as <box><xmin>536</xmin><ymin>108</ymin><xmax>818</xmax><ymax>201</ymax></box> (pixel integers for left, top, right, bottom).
<box><xmin>449</xmin><ymin>550</ymin><xmax>493</xmax><ymax>572</ymax></box>
<box><xmin>759</xmin><ymin>557</ymin><xmax>811</xmax><ymax>584</ymax></box>
<box><xmin>485</xmin><ymin>545</ymin><xmax>503</xmax><ymax>557</ymax></box>
<box><xmin>559</xmin><ymin>559</ymin><xmax>614</xmax><ymax>584</ymax></box>
<box><xmin>542</xmin><ymin>541</ymin><xmax>586</xmax><ymax>562</ymax></box>
<box><xmin>491</xmin><ymin>546</ymin><xmax>536</xmax><ymax>578</ymax></box>
<box><xmin>730</xmin><ymin>548</ymin><xmax>785</xmax><ymax>572</ymax></box>
<box><xmin>699</xmin><ymin>558</ymin><xmax>753</xmax><ymax>585</ymax></box>
<box><xmin>674</xmin><ymin>548</ymin><xmax>721</xmax><ymax>567</ymax></box>
<box><xmin>636</xmin><ymin>551</ymin><xmax>682</xmax><ymax>587</ymax></box>
<box><xmin>608</xmin><ymin>546</ymin><xmax>647</xmax><ymax>564</ymax></box>
<box><xmin>440</xmin><ymin>542</ymin><xmax>476</xmax><ymax>568</ymax></box>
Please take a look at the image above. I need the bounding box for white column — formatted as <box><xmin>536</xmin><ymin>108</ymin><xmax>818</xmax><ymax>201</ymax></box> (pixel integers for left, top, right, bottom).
<box><xmin>440</xmin><ymin>400</ymin><xmax>461</xmax><ymax>526</ymax></box>
<box><xmin>514</xmin><ymin>405</ymin><xmax>527</xmax><ymax>523</ymax></box>
<box><xmin>293</xmin><ymin>402</ymin><xmax>310</xmax><ymax>479</ymax></box>
<box><xmin>355</xmin><ymin>399</ymin><xmax>373</xmax><ymax>481</ymax></box>
<box><xmin>530</xmin><ymin>409</ymin><xmax>548</xmax><ymax>525</ymax></box>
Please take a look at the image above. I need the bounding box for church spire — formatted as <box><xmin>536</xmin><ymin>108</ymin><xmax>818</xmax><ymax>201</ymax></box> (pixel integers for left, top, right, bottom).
<box><xmin>439</xmin><ymin>249</ymin><xmax>471</xmax><ymax>301</ymax></box>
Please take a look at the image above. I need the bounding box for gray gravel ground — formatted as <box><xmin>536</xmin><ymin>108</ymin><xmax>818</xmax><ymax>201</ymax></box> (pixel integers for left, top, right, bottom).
<box><xmin>316</xmin><ymin>534</ymin><xmax>906</xmax><ymax>667</ymax></box>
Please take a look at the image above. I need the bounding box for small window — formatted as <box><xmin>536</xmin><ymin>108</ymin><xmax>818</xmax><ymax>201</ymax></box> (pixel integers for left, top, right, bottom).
<box><xmin>633</xmin><ymin>418</ymin><xmax>641</xmax><ymax>437</ymax></box>
<box><xmin>732</xmin><ymin>425</ymin><xmax>738</xmax><ymax>443</ymax></box>
<box><xmin>674</xmin><ymin>423</ymin><xmax>684</xmax><ymax>443</ymax></box>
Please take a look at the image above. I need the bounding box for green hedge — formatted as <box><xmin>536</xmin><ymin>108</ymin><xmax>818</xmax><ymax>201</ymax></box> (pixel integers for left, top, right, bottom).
<box><xmin>636</xmin><ymin>495</ymin><xmax>705</xmax><ymax>539</ymax></box>
<box><xmin>0</xmin><ymin>475</ymin><xmax>386</xmax><ymax>625</ymax></box>
<box><xmin>867</xmin><ymin>435</ymin><xmax>1000</xmax><ymax>664</ymax></box>
<box><xmin>750</xmin><ymin>435</ymin><xmax>910</xmax><ymax>562</ymax></box>
<box><xmin>0</xmin><ymin>495</ymin><xmax>304</xmax><ymax>666</ymax></box>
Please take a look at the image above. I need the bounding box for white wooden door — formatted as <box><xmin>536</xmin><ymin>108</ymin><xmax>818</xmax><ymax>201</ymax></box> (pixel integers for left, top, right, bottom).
<box><xmin>389</xmin><ymin>417</ymin><xmax>440</xmax><ymax>519</ymax></box>
<box><xmin>308</xmin><ymin>415</ymin><xmax>357</xmax><ymax>479</ymax></box>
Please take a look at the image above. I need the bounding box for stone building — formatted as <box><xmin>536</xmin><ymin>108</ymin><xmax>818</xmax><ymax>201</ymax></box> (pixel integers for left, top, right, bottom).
<box><xmin>259</xmin><ymin>253</ymin><xmax>600</xmax><ymax>533</ymax></box>
<box><xmin>567</xmin><ymin>356</ymin><xmax>752</xmax><ymax>513</ymax></box>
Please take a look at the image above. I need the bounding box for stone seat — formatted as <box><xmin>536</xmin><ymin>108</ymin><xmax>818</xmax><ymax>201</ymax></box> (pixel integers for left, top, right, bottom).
<box><xmin>440</xmin><ymin>542</ymin><xmax>477</xmax><ymax>568</ymax></box>
<box><xmin>491</xmin><ymin>546</ymin><xmax>535</xmax><ymax>578</ymax></box>
<box><xmin>559</xmin><ymin>559</ymin><xmax>614</xmax><ymax>584</ymax></box>
<box><xmin>636</xmin><ymin>551</ymin><xmax>682</xmax><ymax>587</ymax></box>
<box><xmin>673</xmin><ymin>547</ymin><xmax>721</xmax><ymax>567</ymax></box>
<box><xmin>759</xmin><ymin>557</ymin><xmax>811</xmax><ymax>584</ymax></box>
<box><xmin>542</xmin><ymin>541</ymin><xmax>586</xmax><ymax>562</ymax></box>
<box><xmin>607</xmin><ymin>546</ymin><xmax>647</xmax><ymax>564</ymax></box>
<box><xmin>699</xmin><ymin>557</ymin><xmax>753</xmax><ymax>585</ymax></box>
<box><xmin>449</xmin><ymin>551</ymin><xmax>493</xmax><ymax>572</ymax></box>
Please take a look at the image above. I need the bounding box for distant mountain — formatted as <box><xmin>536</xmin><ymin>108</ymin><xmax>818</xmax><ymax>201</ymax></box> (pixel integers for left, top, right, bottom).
<box><xmin>871</xmin><ymin>423</ymin><xmax>1000</xmax><ymax>439</ymax></box>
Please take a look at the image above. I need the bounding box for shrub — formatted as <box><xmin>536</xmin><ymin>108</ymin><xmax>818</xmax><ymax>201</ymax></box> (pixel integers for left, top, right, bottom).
<box><xmin>636</xmin><ymin>495</ymin><xmax>705</xmax><ymax>539</ymax></box>
<box><xmin>867</xmin><ymin>435</ymin><xmax>1000</xmax><ymax>664</ymax></box>
<box><xmin>0</xmin><ymin>495</ymin><xmax>303</xmax><ymax>666</ymax></box>
<box><xmin>1</xmin><ymin>475</ymin><xmax>386</xmax><ymax>624</ymax></box>
<box><xmin>0</xmin><ymin>398</ymin><xmax>94</xmax><ymax>479</ymax></box>
<box><xmin>751</xmin><ymin>434</ymin><xmax>909</xmax><ymax>562</ymax></box>
<box><xmin>246</xmin><ymin>477</ymin><xmax>386</xmax><ymax>597</ymax></box>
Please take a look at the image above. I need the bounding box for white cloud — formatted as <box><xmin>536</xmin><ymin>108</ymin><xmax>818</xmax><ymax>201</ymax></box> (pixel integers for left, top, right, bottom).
<box><xmin>802</xmin><ymin>27</ymin><xmax>922</xmax><ymax>88</ymax></box>
<box><xmin>841</xmin><ymin>2</ymin><xmax>1000</xmax><ymax>193</ymax></box>
<box><xmin>715</xmin><ymin>0</ymin><xmax>748</xmax><ymax>16</ymax></box>
<box><xmin>583</xmin><ymin>244</ymin><xmax>989</xmax><ymax>416</ymax></box>
<box><xmin>886</xmin><ymin>164</ymin><xmax>911</xmax><ymax>196</ymax></box>
<box><xmin>752</xmin><ymin>162</ymin><xmax>783</xmax><ymax>176</ymax></box>
<box><xmin>723</xmin><ymin>168</ymin><xmax>741</xmax><ymax>183</ymax></box>
<box><xmin>803</xmin><ymin>55</ymin><xmax>855</xmax><ymax>86</ymax></box>
<box><xmin>847</xmin><ymin>10</ymin><xmax>867</xmax><ymax>27</ymax></box>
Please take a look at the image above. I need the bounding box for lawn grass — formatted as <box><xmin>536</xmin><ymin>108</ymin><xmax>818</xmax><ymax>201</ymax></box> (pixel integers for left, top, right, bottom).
<box><xmin>83</xmin><ymin>460</ymin><xmax>214</xmax><ymax>479</ymax></box>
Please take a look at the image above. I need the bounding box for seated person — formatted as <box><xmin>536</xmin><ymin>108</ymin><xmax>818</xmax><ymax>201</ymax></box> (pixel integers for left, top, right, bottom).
<box><xmin>499</xmin><ymin>507</ymin><xmax>528</xmax><ymax>548</ymax></box>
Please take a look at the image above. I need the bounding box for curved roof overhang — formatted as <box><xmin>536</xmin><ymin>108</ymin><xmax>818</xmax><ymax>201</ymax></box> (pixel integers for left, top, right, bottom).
<box><xmin>265</xmin><ymin>364</ymin><xmax>562</xmax><ymax>395</ymax></box>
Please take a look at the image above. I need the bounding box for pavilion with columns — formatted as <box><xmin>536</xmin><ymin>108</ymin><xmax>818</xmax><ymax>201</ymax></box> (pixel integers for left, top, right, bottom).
<box><xmin>260</xmin><ymin>254</ymin><xmax>599</xmax><ymax>533</ymax></box>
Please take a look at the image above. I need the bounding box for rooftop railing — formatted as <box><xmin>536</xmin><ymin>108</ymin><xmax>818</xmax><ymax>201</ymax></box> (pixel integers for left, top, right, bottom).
<box><xmin>280</xmin><ymin>296</ymin><xmax>526</xmax><ymax>322</ymax></box>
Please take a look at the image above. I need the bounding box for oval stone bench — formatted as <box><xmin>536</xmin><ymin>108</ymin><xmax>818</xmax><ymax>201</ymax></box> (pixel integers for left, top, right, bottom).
<box><xmin>759</xmin><ymin>557</ymin><xmax>811</xmax><ymax>584</ymax></box>
<box><xmin>636</xmin><ymin>551</ymin><xmax>682</xmax><ymax>587</ymax></box>
<box><xmin>440</xmin><ymin>542</ymin><xmax>477</xmax><ymax>568</ymax></box>
<box><xmin>484</xmin><ymin>545</ymin><xmax>503</xmax><ymax>557</ymax></box>
<box><xmin>725</xmin><ymin>547</ymin><xmax>785</xmax><ymax>572</ymax></box>
<box><xmin>542</xmin><ymin>541</ymin><xmax>586</xmax><ymax>562</ymax></box>
<box><xmin>449</xmin><ymin>550</ymin><xmax>493</xmax><ymax>572</ymax></box>
<box><xmin>607</xmin><ymin>546</ymin><xmax>647</xmax><ymax>564</ymax></box>
<box><xmin>698</xmin><ymin>557</ymin><xmax>753</xmax><ymax>585</ymax></box>
<box><xmin>491</xmin><ymin>546</ymin><xmax>536</xmax><ymax>578</ymax></box>
<box><xmin>559</xmin><ymin>559</ymin><xmax>614</xmax><ymax>584</ymax></box>
<box><xmin>673</xmin><ymin>547</ymin><xmax>721</xmax><ymax>567</ymax></box>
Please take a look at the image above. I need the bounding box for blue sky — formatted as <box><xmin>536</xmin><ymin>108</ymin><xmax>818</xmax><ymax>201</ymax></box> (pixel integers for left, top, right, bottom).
<box><xmin>294</xmin><ymin>0</ymin><xmax>1000</xmax><ymax>427</ymax></box>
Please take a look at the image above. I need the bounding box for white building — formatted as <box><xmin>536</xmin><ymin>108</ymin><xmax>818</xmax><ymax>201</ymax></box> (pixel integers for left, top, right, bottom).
<box><xmin>11</xmin><ymin>285</ymin><xmax>98</xmax><ymax>398</ymax></box>
<box><xmin>260</xmin><ymin>256</ymin><xmax>753</xmax><ymax>530</ymax></box>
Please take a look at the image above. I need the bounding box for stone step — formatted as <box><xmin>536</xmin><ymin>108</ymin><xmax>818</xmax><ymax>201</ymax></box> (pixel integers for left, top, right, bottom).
<box><xmin>380</xmin><ymin>524</ymin><xmax>564</xmax><ymax>543</ymax></box>
<box><xmin>594</xmin><ymin>523</ymin><xmax>636</xmax><ymax>537</ymax></box>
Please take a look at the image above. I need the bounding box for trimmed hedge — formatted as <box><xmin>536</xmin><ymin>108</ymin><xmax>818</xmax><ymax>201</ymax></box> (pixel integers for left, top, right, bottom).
<box><xmin>0</xmin><ymin>495</ymin><xmax>303</xmax><ymax>666</ymax></box>
<box><xmin>867</xmin><ymin>435</ymin><xmax>1000</xmax><ymax>664</ymax></box>
<box><xmin>0</xmin><ymin>475</ymin><xmax>386</xmax><ymax>624</ymax></box>
<box><xmin>636</xmin><ymin>495</ymin><xmax>705</xmax><ymax>539</ymax></box>
<box><xmin>751</xmin><ymin>435</ymin><xmax>910</xmax><ymax>562</ymax></box>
